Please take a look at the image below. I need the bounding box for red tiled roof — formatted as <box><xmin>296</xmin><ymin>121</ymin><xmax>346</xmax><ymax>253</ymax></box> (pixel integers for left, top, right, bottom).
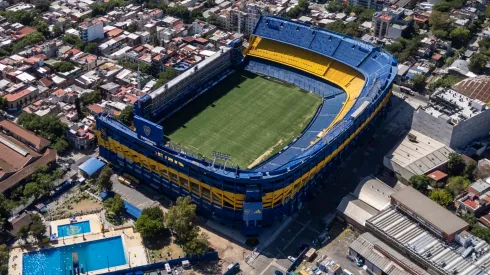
<box><xmin>4</xmin><ymin>88</ymin><xmax>32</xmax><ymax>102</ymax></box>
<box><xmin>0</xmin><ymin>120</ymin><xmax>51</xmax><ymax>152</ymax></box>
<box><xmin>39</xmin><ymin>77</ymin><xmax>53</xmax><ymax>87</ymax></box>
<box><xmin>87</xmin><ymin>104</ymin><xmax>103</xmax><ymax>114</ymax></box>
<box><xmin>0</xmin><ymin>148</ymin><xmax>56</xmax><ymax>193</ymax></box>
<box><xmin>52</xmin><ymin>88</ymin><xmax>67</xmax><ymax>97</ymax></box>
<box><xmin>426</xmin><ymin>170</ymin><xmax>448</xmax><ymax>181</ymax></box>
<box><xmin>12</xmin><ymin>27</ymin><xmax>36</xmax><ymax>40</ymax></box>
<box><xmin>107</xmin><ymin>28</ymin><xmax>124</xmax><ymax>37</ymax></box>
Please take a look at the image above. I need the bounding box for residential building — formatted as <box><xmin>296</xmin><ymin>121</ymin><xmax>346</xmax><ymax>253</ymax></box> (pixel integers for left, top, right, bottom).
<box><xmin>79</xmin><ymin>20</ymin><xmax>104</xmax><ymax>42</ymax></box>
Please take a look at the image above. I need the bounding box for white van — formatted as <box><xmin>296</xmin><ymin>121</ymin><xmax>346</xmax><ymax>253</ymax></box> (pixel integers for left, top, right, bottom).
<box><xmin>165</xmin><ymin>263</ymin><xmax>172</xmax><ymax>274</ymax></box>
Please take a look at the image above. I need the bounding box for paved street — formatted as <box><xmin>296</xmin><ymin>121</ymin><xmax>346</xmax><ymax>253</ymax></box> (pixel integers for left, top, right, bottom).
<box><xmin>248</xmin><ymin>92</ymin><xmax>425</xmax><ymax>274</ymax></box>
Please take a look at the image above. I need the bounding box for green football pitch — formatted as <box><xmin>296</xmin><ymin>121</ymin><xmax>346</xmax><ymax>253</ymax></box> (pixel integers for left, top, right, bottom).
<box><xmin>162</xmin><ymin>71</ymin><xmax>322</xmax><ymax>168</ymax></box>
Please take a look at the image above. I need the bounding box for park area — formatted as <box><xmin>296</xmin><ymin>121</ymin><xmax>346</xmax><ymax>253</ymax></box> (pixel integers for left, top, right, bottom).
<box><xmin>162</xmin><ymin>71</ymin><xmax>322</xmax><ymax>168</ymax></box>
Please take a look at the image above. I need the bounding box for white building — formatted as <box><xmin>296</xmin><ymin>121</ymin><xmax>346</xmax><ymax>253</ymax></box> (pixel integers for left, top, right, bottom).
<box><xmin>79</xmin><ymin>20</ymin><xmax>104</xmax><ymax>42</ymax></box>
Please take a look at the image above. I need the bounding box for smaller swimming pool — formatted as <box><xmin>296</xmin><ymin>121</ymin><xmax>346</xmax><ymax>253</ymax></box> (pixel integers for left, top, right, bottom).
<box><xmin>58</xmin><ymin>221</ymin><xmax>91</xmax><ymax>237</ymax></box>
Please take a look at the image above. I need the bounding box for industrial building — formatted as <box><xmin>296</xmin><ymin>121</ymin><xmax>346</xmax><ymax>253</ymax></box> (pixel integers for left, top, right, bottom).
<box><xmin>412</xmin><ymin>88</ymin><xmax>490</xmax><ymax>149</ymax></box>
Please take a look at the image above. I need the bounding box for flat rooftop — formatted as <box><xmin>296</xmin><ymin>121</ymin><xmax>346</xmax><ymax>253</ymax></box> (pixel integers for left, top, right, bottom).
<box><xmin>391</xmin><ymin>186</ymin><xmax>468</xmax><ymax>236</ymax></box>
<box><xmin>367</xmin><ymin>207</ymin><xmax>490</xmax><ymax>275</ymax></box>
<box><xmin>385</xmin><ymin>130</ymin><xmax>453</xmax><ymax>175</ymax></box>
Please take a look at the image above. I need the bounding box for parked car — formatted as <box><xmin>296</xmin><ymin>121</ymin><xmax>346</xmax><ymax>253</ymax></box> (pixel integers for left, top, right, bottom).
<box><xmin>274</xmin><ymin>270</ymin><xmax>284</xmax><ymax>275</ymax></box>
<box><xmin>287</xmin><ymin>256</ymin><xmax>296</xmax><ymax>262</ymax></box>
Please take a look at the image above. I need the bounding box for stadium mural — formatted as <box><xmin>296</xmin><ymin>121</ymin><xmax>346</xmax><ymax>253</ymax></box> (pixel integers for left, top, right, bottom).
<box><xmin>95</xmin><ymin>16</ymin><xmax>397</xmax><ymax>235</ymax></box>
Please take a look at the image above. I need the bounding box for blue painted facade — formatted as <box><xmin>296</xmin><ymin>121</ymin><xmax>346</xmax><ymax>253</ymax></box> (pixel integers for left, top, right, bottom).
<box><xmin>95</xmin><ymin>16</ymin><xmax>397</xmax><ymax>235</ymax></box>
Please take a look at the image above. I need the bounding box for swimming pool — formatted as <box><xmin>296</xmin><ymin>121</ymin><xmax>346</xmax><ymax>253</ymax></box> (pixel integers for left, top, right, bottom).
<box><xmin>57</xmin><ymin>221</ymin><xmax>91</xmax><ymax>237</ymax></box>
<box><xmin>23</xmin><ymin>236</ymin><xmax>127</xmax><ymax>274</ymax></box>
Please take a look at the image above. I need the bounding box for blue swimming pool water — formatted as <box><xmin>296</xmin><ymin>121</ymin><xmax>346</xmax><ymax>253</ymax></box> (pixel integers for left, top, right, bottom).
<box><xmin>57</xmin><ymin>221</ymin><xmax>91</xmax><ymax>237</ymax></box>
<box><xmin>22</xmin><ymin>236</ymin><xmax>127</xmax><ymax>275</ymax></box>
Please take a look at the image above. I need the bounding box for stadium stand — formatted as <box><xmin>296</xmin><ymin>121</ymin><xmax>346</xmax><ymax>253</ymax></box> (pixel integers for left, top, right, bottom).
<box><xmin>96</xmin><ymin>16</ymin><xmax>397</xmax><ymax>234</ymax></box>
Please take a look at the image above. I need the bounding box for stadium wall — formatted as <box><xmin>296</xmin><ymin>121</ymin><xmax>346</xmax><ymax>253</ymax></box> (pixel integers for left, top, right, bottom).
<box><xmin>96</xmin><ymin>16</ymin><xmax>397</xmax><ymax>235</ymax></box>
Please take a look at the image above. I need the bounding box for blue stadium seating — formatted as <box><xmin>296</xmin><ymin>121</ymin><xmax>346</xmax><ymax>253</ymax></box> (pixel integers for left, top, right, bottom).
<box><xmin>245</xmin><ymin>58</ymin><xmax>344</xmax><ymax>98</ymax></box>
<box><xmin>333</xmin><ymin>41</ymin><xmax>370</xmax><ymax>67</ymax></box>
<box><xmin>309</xmin><ymin>32</ymin><xmax>341</xmax><ymax>56</ymax></box>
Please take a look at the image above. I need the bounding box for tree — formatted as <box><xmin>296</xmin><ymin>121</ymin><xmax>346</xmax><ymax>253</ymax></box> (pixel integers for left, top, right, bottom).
<box><xmin>12</xmin><ymin>32</ymin><xmax>45</xmax><ymax>53</ymax></box>
<box><xmin>96</xmin><ymin>166</ymin><xmax>113</xmax><ymax>192</ymax></box>
<box><xmin>449</xmin><ymin>27</ymin><xmax>470</xmax><ymax>48</ymax></box>
<box><xmin>84</xmin><ymin>42</ymin><xmax>98</xmax><ymax>54</ymax></box>
<box><xmin>62</xmin><ymin>34</ymin><xmax>85</xmax><ymax>49</ymax></box>
<box><xmin>358</xmin><ymin>8</ymin><xmax>375</xmax><ymax>22</ymax></box>
<box><xmin>429</xmin><ymin>11</ymin><xmax>451</xmax><ymax>32</ymax></box>
<box><xmin>412</xmin><ymin>73</ymin><xmax>426</xmax><ymax>91</ymax></box>
<box><xmin>326</xmin><ymin>1</ymin><xmax>345</xmax><ymax>13</ymax></box>
<box><xmin>469</xmin><ymin>53</ymin><xmax>489</xmax><ymax>74</ymax></box>
<box><xmin>127</xmin><ymin>23</ymin><xmax>138</xmax><ymax>33</ymax></box>
<box><xmin>166</xmin><ymin>196</ymin><xmax>197</xmax><ymax>242</ymax></box>
<box><xmin>75</xmin><ymin>97</ymin><xmax>84</xmax><ymax>120</ymax></box>
<box><xmin>53</xmin><ymin>25</ymin><xmax>63</xmax><ymax>37</ymax></box>
<box><xmin>445</xmin><ymin>176</ymin><xmax>471</xmax><ymax>197</ymax></box>
<box><xmin>80</xmin><ymin>90</ymin><xmax>102</xmax><ymax>105</ymax></box>
<box><xmin>182</xmin><ymin>232</ymin><xmax>210</xmax><ymax>256</ymax></box>
<box><xmin>23</xmin><ymin>182</ymin><xmax>42</xmax><ymax>199</ymax></box>
<box><xmin>17</xmin><ymin>113</ymin><xmax>68</xmax><ymax>144</ymax></box>
<box><xmin>464</xmin><ymin>161</ymin><xmax>477</xmax><ymax>182</ymax></box>
<box><xmin>16</xmin><ymin>225</ymin><xmax>29</xmax><ymax>243</ymax></box>
<box><xmin>429</xmin><ymin>189</ymin><xmax>453</xmax><ymax>208</ymax></box>
<box><xmin>134</xmin><ymin>206</ymin><xmax>166</xmax><ymax>241</ymax></box>
<box><xmin>154</xmin><ymin>67</ymin><xmax>180</xmax><ymax>89</ymax></box>
<box><xmin>30</xmin><ymin>214</ymin><xmax>46</xmax><ymax>242</ymax></box>
<box><xmin>408</xmin><ymin>175</ymin><xmax>432</xmax><ymax>193</ymax></box>
<box><xmin>0</xmin><ymin>194</ymin><xmax>12</xmax><ymax>238</ymax></box>
<box><xmin>0</xmin><ymin>244</ymin><xmax>8</xmax><ymax>274</ymax></box>
<box><xmin>0</xmin><ymin>97</ymin><xmax>8</xmax><ymax>111</ymax></box>
<box><xmin>53</xmin><ymin>61</ymin><xmax>75</xmax><ymax>73</ymax></box>
<box><xmin>448</xmin><ymin>152</ymin><xmax>466</xmax><ymax>176</ymax></box>
<box><xmin>104</xmin><ymin>194</ymin><xmax>125</xmax><ymax>215</ymax></box>
<box><xmin>118</xmin><ymin>105</ymin><xmax>134</xmax><ymax>126</ymax></box>
<box><xmin>486</xmin><ymin>4</ymin><xmax>490</xmax><ymax>18</ymax></box>
<box><xmin>35</xmin><ymin>21</ymin><xmax>50</xmax><ymax>38</ymax></box>
<box><xmin>433</xmin><ymin>1</ymin><xmax>452</xmax><ymax>12</ymax></box>
<box><xmin>52</xmin><ymin>138</ymin><xmax>69</xmax><ymax>153</ymax></box>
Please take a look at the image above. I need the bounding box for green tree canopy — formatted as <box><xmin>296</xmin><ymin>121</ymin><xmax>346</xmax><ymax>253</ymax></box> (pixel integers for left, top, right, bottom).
<box><xmin>464</xmin><ymin>161</ymin><xmax>477</xmax><ymax>182</ymax></box>
<box><xmin>408</xmin><ymin>175</ymin><xmax>432</xmax><ymax>193</ymax></box>
<box><xmin>445</xmin><ymin>176</ymin><xmax>471</xmax><ymax>197</ymax></box>
<box><xmin>84</xmin><ymin>42</ymin><xmax>98</xmax><ymax>54</ymax></box>
<box><xmin>449</xmin><ymin>27</ymin><xmax>470</xmax><ymax>48</ymax></box>
<box><xmin>469</xmin><ymin>53</ymin><xmax>489</xmax><ymax>74</ymax></box>
<box><xmin>17</xmin><ymin>113</ymin><xmax>69</xmax><ymax>148</ymax></box>
<box><xmin>30</xmin><ymin>214</ymin><xmax>46</xmax><ymax>241</ymax></box>
<box><xmin>23</xmin><ymin>182</ymin><xmax>41</xmax><ymax>199</ymax></box>
<box><xmin>53</xmin><ymin>61</ymin><xmax>75</xmax><ymax>73</ymax></box>
<box><xmin>53</xmin><ymin>25</ymin><xmax>63</xmax><ymax>37</ymax></box>
<box><xmin>429</xmin><ymin>11</ymin><xmax>451</xmax><ymax>32</ymax></box>
<box><xmin>96</xmin><ymin>166</ymin><xmax>113</xmax><ymax>192</ymax></box>
<box><xmin>154</xmin><ymin>67</ymin><xmax>180</xmax><ymax>89</ymax></box>
<box><xmin>412</xmin><ymin>74</ymin><xmax>426</xmax><ymax>91</ymax></box>
<box><xmin>117</xmin><ymin>105</ymin><xmax>134</xmax><ymax>126</ymax></box>
<box><xmin>429</xmin><ymin>189</ymin><xmax>453</xmax><ymax>208</ymax></box>
<box><xmin>0</xmin><ymin>244</ymin><xmax>8</xmax><ymax>274</ymax></box>
<box><xmin>12</xmin><ymin>32</ymin><xmax>45</xmax><ymax>53</ymax></box>
<box><xmin>0</xmin><ymin>194</ymin><xmax>12</xmax><ymax>239</ymax></box>
<box><xmin>448</xmin><ymin>152</ymin><xmax>466</xmax><ymax>176</ymax></box>
<box><xmin>16</xmin><ymin>225</ymin><xmax>29</xmax><ymax>243</ymax></box>
<box><xmin>104</xmin><ymin>194</ymin><xmax>125</xmax><ymax>215</ymax></box>
<box><xmin>35</xmin><ymin>21</ymin><xmax>50</xmax><ymax>37</ymax></box>
<box><xmin>80</xmin><ymin>90</ymin><xmax>102</xmax><ymax>106</ymax></box>
<box><xmin>62</xmin><ymin>34</ymin><xmax>85</xmax><ymax>49</ymax></box>
<box><xmin>134</xmin><ymin>206</ymin><xmax>166</xmax><ymax>241</ymax></box>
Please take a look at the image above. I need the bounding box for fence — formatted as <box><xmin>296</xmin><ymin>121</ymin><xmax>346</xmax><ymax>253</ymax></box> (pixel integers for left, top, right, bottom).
<box><xmin>100</xmin><ymin>251</ymin><xmax>218</xmax><ymax>275</ymax></box>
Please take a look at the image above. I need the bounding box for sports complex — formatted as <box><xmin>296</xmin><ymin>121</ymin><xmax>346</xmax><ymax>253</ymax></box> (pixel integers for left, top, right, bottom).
<box><xmin>96</xmin><ymin>16</ymin><xmax>398</xmax><ymax>234</ymax></box>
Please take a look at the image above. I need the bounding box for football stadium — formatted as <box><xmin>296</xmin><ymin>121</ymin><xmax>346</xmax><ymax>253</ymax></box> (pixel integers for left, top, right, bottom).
<box><xmin>95</xmin><ymin>16</ymin><xmax>398</xmax><ymax>234</ymax></box>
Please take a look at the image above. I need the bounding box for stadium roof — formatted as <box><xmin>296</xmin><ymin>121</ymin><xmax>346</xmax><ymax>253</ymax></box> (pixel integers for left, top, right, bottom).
<box><xmin>78</xmin><ymin>157</ymin><xmax>106</xmax><ymax>177</ymax></box>
<box><xmin>391</xmin><ymin>186</ymin><xmax>468</xmax><ymax>236</ymax></box>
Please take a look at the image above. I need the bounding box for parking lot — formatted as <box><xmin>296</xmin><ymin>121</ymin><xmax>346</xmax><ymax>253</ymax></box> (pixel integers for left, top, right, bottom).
<box><xmin>110</xmin><ymin>174</ymin><xmax>159</xmax><ymax>209</ymax></box>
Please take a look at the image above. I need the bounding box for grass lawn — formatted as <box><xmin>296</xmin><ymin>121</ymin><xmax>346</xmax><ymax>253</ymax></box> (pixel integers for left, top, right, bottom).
<box><xmin>162</xmin><ymin>71</ymin><xmax>322</xmax><ymax>168</ymax></box>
